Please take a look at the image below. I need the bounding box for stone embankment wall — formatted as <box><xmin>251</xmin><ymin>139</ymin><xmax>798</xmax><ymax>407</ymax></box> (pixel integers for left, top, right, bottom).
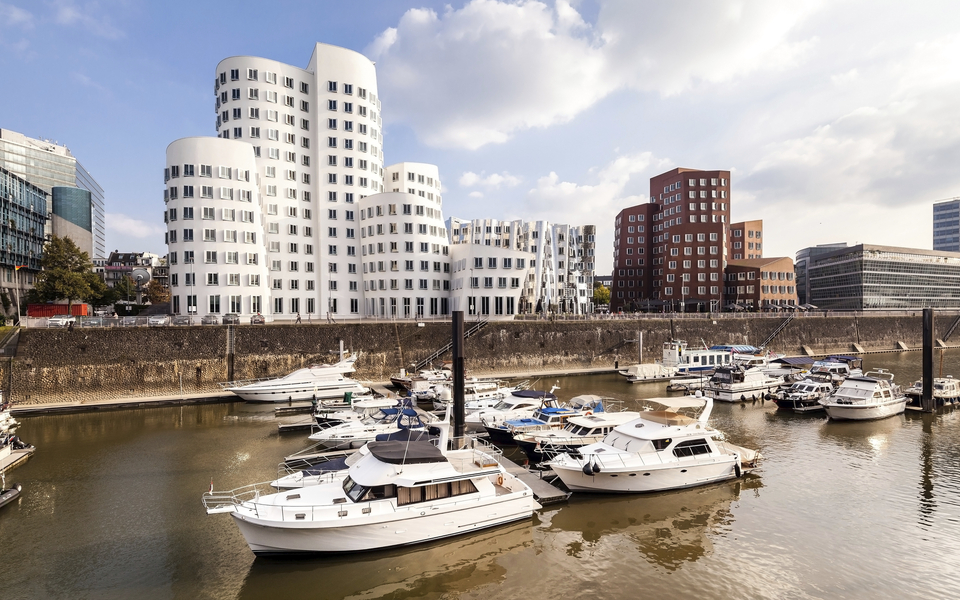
<box><xmin>2</xmin><ymin>315</ymin><xmax>937</xmax><ymax>405</ymax></box>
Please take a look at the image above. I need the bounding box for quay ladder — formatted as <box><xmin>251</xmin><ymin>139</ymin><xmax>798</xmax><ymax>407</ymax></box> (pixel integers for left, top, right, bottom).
<box><xmin>760</xmin><ymin>314</ymin><xmax>795</xmax><ymax>349</ymax></box>
<box><xmin>412</xmin><ymin>319</ymin><xmax>488</xmax><ymax>371</ymax></box>
<box><xmin>942</xmin><ymin>314</ymin><xmax>960</xmax><ymax>343</ymax></box>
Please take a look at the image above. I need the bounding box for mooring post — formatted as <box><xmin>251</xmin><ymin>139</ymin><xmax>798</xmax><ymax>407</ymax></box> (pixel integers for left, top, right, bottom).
<box><xmin>922</xmin><ymin>307</ymin><xmax>934</xmax><ymax>413</ymax></box>
<box><xmin>452</xmin><ymin>311</ymin><xmax>466</xmax><ymax>438</ymax></box>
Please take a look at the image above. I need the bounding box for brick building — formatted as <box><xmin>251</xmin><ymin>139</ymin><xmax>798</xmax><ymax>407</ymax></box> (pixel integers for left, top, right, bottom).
<box><xmin>724</xmin><ymin>257</ymin><xmax>797</xmax><ymax>309</ymax></box>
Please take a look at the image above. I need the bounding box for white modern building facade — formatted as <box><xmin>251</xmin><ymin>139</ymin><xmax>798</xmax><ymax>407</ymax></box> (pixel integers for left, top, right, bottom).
<box><xmin>163</xmin><ymin>42</ymin><xmax>595</xmax><ymax>322</ymax></box>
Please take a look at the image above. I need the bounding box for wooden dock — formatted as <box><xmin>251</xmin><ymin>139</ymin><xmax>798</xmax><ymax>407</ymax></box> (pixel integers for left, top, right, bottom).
<box><xmin>499</xmin><ymin>456</ymin><xmax>570</xmax><ymax>505</ymax></box>
<box><xmin>1</xmin><ymin>446</ymin><xmax>35</xmax><ymax>473</ymax></box>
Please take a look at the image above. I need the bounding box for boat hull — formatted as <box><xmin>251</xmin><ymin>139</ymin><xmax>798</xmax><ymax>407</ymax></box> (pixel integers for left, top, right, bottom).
<box><xmin>0</xmin><ymin>483</ymin><xmax>22</xmax><ymax>510</ymax></box>
<box><xmin>231</xmin><ymin>494</ymin><xmax>538</xmax><ymax>554</ymax></box>
<box><xmin>774</xmin><ymin>398</ymin><xmax>825</xmax><ymax>413</ymax></box>
<box><xmin>704</xmin><ymin>381</ymin><xmax>782</xmax><ymax>403</ymax></box>
<box><xmin>227</xmin><ymin>382</ymin><xmax>367</xmax><ymax>403</ymax></box>
<box><xmin>822</xmin><ymin>399</ymin><xmax>907</xmax><ymax>421</ymax></box>
<box><xmin>552</xmin><ymin>457</ymin><xmax>740</xmax><ymax>493</ymax></box>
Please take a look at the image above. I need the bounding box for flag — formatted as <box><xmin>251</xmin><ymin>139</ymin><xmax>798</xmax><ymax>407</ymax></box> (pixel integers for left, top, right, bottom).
<box><xmin>14</xmin><ymin>265</ymin><xmax>27</xmax><ymax>271</ymax></box>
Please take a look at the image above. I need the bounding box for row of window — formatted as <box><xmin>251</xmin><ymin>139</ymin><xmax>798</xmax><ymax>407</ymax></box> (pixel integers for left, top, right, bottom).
<box><xmin>364</xmin><ymin>279</ymin><xmax>450</xmax><ymax>292</ymax></box>
<box><xmin>166</xmin><ymin>207</ymin><xmax>259</xmax><ymax>223</ymax></box>
<box><xmin>165</xmin><ymin>165</ymin><xmax>247</xmax><ymax>182</ymax></box>
<box><xmin>219</xmin><ymin>69</ymin><xmax>309</xmax><ymax>94</ymax></box>
<box><xmin>165</xmin><ymin>187</ymin><xmax>254</xmax><ymax>202</ymax></box>
<box><xmin>661</xmin><ymin>178</ymin><xmax>727</xmax><ymax>194</ymax></box>
<box><xmin>364</xmin><ymin>259</ymin><xmax>449</xmax><ymax>273</ymax></box>
<box><xmin>173</xmin><ymin>294</ymin><xmax>352</xmax><ymax>316</ymax></box>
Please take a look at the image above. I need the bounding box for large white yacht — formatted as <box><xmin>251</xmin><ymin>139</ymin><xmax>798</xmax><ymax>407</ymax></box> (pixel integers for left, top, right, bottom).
<box><xmin>203</xmin><ymin>425</ymin><xmax>541</xmax><ymax>554</ymax></box>
<box><xmin>820</xmin><ymin>369</ymin><xmax>907</xmax><ymax>421</ymax></box>
<box><xmin>701</xmin><ymin>364</ymin><xmax>784</xmax><ymax>402</ymax></box>
<box><xmin>223</xmin><ymin>354</ymin><xmax>367</xmax><ymax>402</ymax></box>
<box><xmin>548</xmin><ymin>395</ymin><xmax>760</xmax><ymax>493</ymax></box>
<box><xmin>514</xmin><ymin>409</ymin><xmax>641</xmax><ymax>463</ymax></box>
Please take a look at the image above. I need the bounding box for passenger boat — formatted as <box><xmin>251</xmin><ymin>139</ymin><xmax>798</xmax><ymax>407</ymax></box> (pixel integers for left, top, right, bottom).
<box><xmin>658</xmin><ymin>340</ymin><xmax>749</xmax><ymax>374</ymax></box>
<box><xmin>222</xmin><ymin>354</ymin><xmax>368</xmax><ymax>402</ymax></box>
<box><xmin>904</xmin><ymin>376</ymin><xmax>960</xmax><ymax>407</ymax></box>
<box><xmin>482</xmin><ymin>394</ymin><xmax>606</xmax><ymax>446</ymax></box>
<box><xmin>514</xmin><ymin>409</ymin><xmax>641</xmax><ymax>463</ymax></box>
<box><xmin>701</xmin><ymin>365</ymin><xmax>784</xmax><ymax>402</ymax></box>
<box><xmin>819</xmin><ymin>369</ymin><xmax>907</xmax><ymax>421</ymax></box>
<box><xmin>203</xmin><ymin>423</ymin><xmax>541</xmax><ymax>554</ymax></box>
<box><xmin>548</xmin><ymin>395</ymin><xmax>760</xmax><ymax>493</ymax></box>
<box><xmin>464</xmin><ymin>388</ymin><xmax>558</xmax><ymax>433</ymax></box>
<box><xmin>774</xmin><ymin>378</ymin><xmax>835</xmax><ymax>413</ymax></box>
<box><xmin>307</xmin><ymin>404</ymin><xmax>439</xmax><ymax>450</ymax></box>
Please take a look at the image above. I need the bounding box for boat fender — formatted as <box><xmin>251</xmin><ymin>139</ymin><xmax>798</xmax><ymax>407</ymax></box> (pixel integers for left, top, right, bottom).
<box><xmin>582</xmin><ymin>461</ymin><xmax>594</xmax><ymax>476</ymax></box>
<box><xmin>735</xmin><ymin>460</ymin><xmax>742</xmax><ymax>478</ymax></box>
<box><xmin>497</xmin><ymin>474</ymin><xmax>504</xmax><ymax>486</ymax></box>
<box><xmin>592</xmin><ymin>460</ymin><xmax>601</xmax><ymax>474</ymax></box>
<box><xmin>740</xmin><ymin>395</ymin><xmax>747</xmax><ymax>402</ymax></box>
<box><xmin>585</xmin><ymin>411</ymin><xmax>592</xmax><ymax>416</ymax></box>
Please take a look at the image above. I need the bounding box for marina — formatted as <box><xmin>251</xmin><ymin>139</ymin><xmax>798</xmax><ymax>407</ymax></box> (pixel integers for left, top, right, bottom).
<box><xmin>2</xmin><ymin>350</ymin><xmax>960</xmax><ymax>597</ymax></box>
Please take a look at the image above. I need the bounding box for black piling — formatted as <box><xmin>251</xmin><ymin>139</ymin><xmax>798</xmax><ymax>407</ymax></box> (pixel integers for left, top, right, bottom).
<box><xmin>922</xmin><ymin>308</ymin><xmax>935</xmax><ymax>413</ymax></box>
<box><xmin>452</xmin><ymin>311</ymin><xmax>466</xmax><ymax>437</ymax></box>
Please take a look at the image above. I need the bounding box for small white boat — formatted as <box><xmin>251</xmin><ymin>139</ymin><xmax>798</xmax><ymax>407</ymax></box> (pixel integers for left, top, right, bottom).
<box><xmin>223</xmin><ymin>354</ymin><xmax>368</xmax><ymax>402</ymax></box>
<box><xmin>702</xmin><ymin>365</ymin><xmax>784</xmax><ymax>402</ymax></box>
<box><xmin>659</xmin><ymin>340</ymin><xmax>741</xmax><ymax>374</ymax></box>
<box><xmin>514</xmin><ymin>408</ymin><xmax>641</xmax><ymax>463</ymax></box>
<box><xmin>617</xmin><ymin>363</ymin><xmax>679</xmax><ymax>383</ymax></box>
<box><xmin>774</xmin><ymin>378</ymin><xmax>835</xmax><ymax>413</ymax></box>
<box><xmin>314</xmin><ymin>397</ymin><xmax>400</xmax><ymax>428</ymax></box>
<box><xmin>464</xmin><ymin>389</ymin><xmax>559</xmax><ymax>433</ymax></box>
<box><xmin>548</xmin><ymin>395</ymin><xmax>760</xmax><ymax>493</ymax></box>
<box><xmin>904</xmin><ymin>376</ymin><xmax>960</xmax><ymax>407</ymax></box>
<box><xmin>808</xmin><ymin>356</ymin><xmax>863</xmax><ymax>386</ymax></box>
<box><xmin>432</xmin><ymin>379</ymin><xmax>524</xmax><ymax>411</ymax></box>
<box><xmin>0</xmin><ymin>393</ymin><xmax>18</xmax><ymax>433</ymax></box>
<box><xmin>203</xmin><ymin>421</ymin><xmax>541</xmax><ymax>554</ymax></box>
<box><xmin>820</xmin><ymin>369</ymin><xmax>907</xmax><ymax>421</ymax></box>
<box><xmin>307</xmin><ymin>404</ymin><xmax>439</xmax><ymax>450</ymax></box>
<box><xmin>390</xmin><ymin>366</ymin><xmax>452</xmax><ymax>391</ymax></box>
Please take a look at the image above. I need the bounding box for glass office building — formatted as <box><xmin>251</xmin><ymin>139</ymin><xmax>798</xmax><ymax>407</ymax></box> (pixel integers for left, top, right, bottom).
<box><xmin>808</xmin><ymin>244</ymin><xmax>960</xmax><ymax>309</ymax></box>
<box><xmin>0</xmin><ymin>166</ymin><xmax>49</xmax><ymax>272</ymax></box>
<box><xmin>933</xmin><ymin>199</ymin><xmax>960</xmax><ymax>252</ymax></box>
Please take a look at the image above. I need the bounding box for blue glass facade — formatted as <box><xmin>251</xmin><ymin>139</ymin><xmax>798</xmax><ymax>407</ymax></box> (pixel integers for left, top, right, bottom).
<box><xmin>52</xmin><ymin>186</ymin><xmax>92</xmax><ymax>231</ymax></box>
<box><xmin>933</xmin><ymin>199</ymin><xmax>960</xmax><ymax>252</ymax></box>
<box><xmin>0</xmin><ymin>166</ymin><xmax>48</xmax><ymax>270</ymax></box>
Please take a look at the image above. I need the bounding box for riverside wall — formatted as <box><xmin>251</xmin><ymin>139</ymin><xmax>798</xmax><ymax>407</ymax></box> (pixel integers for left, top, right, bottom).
<box><xmin>2</xmin><ymin>314</ymin><xmax>943</xmax><ymax>406</ymax></box>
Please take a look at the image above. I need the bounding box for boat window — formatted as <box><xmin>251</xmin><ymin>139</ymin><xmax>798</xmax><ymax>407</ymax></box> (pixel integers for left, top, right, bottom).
<box><xmin>397</xmin><ymin>480</ymin><xmax>478</xmax><ymax>505</ymax></box>
<box><xmin>652</xmin><ymin>437</ymin><xmax>673</xmax><ymax>451</ymax></box>
<box><xmin>672</xmin><ymin>438</ymin><xmax>712</xmax><ymax>457</ymax></box>
<box><xmin>693</xmin><ymin>356</ymin><xmax>700</xmax><ymax>363</ymax></box>
<box><xmin>342</xmin><ymin>476</ymin><xmax>368</xmax><ymax>503</ymax></box>
<box><xmin>361</xmin><ymin>484</ymin><xmax>396</xmax><ymax>501</ymax></box>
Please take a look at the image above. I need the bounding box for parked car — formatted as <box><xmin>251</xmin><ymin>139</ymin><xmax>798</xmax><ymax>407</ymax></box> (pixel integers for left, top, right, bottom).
<box><xmin>200</xmin><ymin>314</ymin><xmax>220</xmax><ymax>325</ymax></box>
<box><xmin>80</xmin><ymin>316</ymin><xmax>104</xmax><ymax>328</ymax></box>
<box><xmin>221</xmin><ymin>313</ymin><xmax>241</xmax><ymax>325</ymax></box>
<box><xmin>120</xmin><ymin>316</ymin><xmax>138</xmax><ymax>327</ymax></box>
<box><xmin>148</xmin><ymin>315</ymin><xmax>171</xmax><ymax>327</ymax></box>
<box><xmin>47</xmin><ymin>315</ymin><xmax>77</xmax><ymax>328</ymax></box>
<box><xmin>250</xmin><ymin>314</ymin><xmax>265</xmax><ymax>325</ymax></box>
<box><xmin>172</xmin><ymin>315</ymin><xmax>193</xmax><ymax>326</ymax></box>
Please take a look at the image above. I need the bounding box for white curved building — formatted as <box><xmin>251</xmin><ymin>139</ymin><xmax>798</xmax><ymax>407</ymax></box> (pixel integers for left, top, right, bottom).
<box><xmin>165</xmin><ymin>137</ymin><xmax>268</xmax><ymax>318</ymax></box>
<box><xmin>360</xmin><ymin>163</ymin><xmax>450</xmax><ymax>318</ymax></box>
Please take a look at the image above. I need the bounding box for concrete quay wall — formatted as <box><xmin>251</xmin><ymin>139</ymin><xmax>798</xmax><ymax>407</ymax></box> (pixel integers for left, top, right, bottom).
<box><xmin>2</xmin><ymin>315</ymin><xmax>935</xmax><ymax>406</ymax></box>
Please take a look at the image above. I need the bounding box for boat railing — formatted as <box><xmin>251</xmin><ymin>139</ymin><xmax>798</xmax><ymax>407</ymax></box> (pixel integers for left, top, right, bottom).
<box><xmin>442</xmin><ymin>435</ymin><xmax>505</xmax><ymax>470</ymax></box>
<box><xmin>202</xmin><ymin>482</ymin><xmax>270</xmax><ymax>512</ymax></box>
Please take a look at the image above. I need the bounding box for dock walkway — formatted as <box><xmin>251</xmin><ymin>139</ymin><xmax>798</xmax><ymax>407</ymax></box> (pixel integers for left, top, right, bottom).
<box><xmin>499</xmin><ymin>456</ymin><xmax>569</xmax><ymax>505</ymax></box>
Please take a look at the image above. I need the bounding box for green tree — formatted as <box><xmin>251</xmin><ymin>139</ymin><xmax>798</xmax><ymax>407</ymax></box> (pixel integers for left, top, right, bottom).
<box><xmin>593</xmin><ymin>283</ymin><xmax>611</xmax><ymax>306</ymax></box>
<box><xmin>113</xmin><ymin>275</ymin><xmax>136</xmax><ymax>304</ymax></box>
<box><xmin>144</xmin><ymin>280</ymin><xmax>170</xmax><ymax>304</ymax></box>
<box><xmin>34</xmin><ymin>235</ymin><xmax>107</xmax><ymax>311</ymax></box>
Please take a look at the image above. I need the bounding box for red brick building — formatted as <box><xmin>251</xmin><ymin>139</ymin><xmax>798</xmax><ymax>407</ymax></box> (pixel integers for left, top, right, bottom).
<box><xmin>729</xmin><ymin>220</ymin><xmax>763</xmax><ymax>260</ymax></box>
<box><xmin>724</xmin><ymin>257</ymin><xmax>797</xmax><ymax>308</ymax></box>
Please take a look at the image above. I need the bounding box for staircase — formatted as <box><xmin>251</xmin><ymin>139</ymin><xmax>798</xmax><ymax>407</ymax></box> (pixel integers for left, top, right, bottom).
<box><xmin>759</xmin><ymin>314</ymin><xmax>795</xmax><ymax>349</ymax></box>
<box><xmin>942</xmin><ymin>314</ymin><xmax>960</xmax><ymax>342</ymax></box>
<box><xmin>412</xmin><ymin>320</ymin><xmax>488</xmax><ymax>371</ymax></box>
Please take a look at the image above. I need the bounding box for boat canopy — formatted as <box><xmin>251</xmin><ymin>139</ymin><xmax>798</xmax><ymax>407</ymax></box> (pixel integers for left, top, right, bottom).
<box><xmin>512</xmin><ymin>389</ymin><xmax>558</xmax><ymax>401</ymax></box>
<box><xmin>645</xmin><ymin>396</ymin><xmax>707</xmax><ymax>410</ymax></box>
<box><xmin>367</xmin><ymin>441</ymin><xmax>446</xmax><ymax>465</ymax></box>
<box><xmin>709</xmin><ymin>345</ymin><xmax>760</xmax><ymax>354</ymax></box>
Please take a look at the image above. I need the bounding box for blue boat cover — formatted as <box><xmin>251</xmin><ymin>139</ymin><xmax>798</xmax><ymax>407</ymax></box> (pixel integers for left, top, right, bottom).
<box><xmin>709</xmin><ymin>345</ymin><xmax>760</xmax><ymax>354</ymax></box>
<box><xmin>512</xmin><ymin>390</ymin><xmax>558</xmax><ymax>400</ymax></box>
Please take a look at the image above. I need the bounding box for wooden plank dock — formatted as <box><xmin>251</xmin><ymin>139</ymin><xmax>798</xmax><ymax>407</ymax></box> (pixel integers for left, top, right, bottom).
<box><xmin>499</xmin><ymin>456</ymin><xmax>570</xmax><ymax>505</ymax></box>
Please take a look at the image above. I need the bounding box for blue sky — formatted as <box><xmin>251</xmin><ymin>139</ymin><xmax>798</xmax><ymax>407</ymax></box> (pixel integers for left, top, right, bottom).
<box><xmin>2</xmin><ymin>0</ymin><xmax>960</xmax><ymax>274</ymax></box>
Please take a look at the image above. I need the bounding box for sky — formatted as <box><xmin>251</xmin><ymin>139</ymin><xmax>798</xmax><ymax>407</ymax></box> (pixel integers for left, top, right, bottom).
<box><xmin>2</xmin><ymin>0</ymin><xmax>959</xmax><ymax>275</ymax></box>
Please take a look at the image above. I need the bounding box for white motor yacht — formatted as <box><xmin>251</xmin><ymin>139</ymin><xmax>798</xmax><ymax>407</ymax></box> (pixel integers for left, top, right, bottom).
<box><xmin>773</xmin><ymin>378</ymin><xmax>835</xmax><ymax>413</ymax></box>
<box><xmin>820</xmin><ymin>369</ymin><xmax>907</xmax><ymax>421</ymax></box>
<box><xmin>222</xmin><ymin>354</ymin><xmax>368</xmax><ymax>402</ymax></box>
<box><xmin>464</xmin><ymin>389</ymin><xmax>559</xmax><ymax>433</ymax></box>
<box><xmin>203</xmin><ymin>425</ymin><xmax>541</xmax><ymax>554</ymax></box>
<box><xmin>549</xmin><ymin>395</ymin><xmax>760</xmax><ymax>493</ymax></box>
<box><xmin>514</xmin><ymin>409</ymin><xmax>641</xmax><ymax>463</ymax></box>
<box><xmin>904</xmin><ymin>376</ymin><xmax>960</xmax><ymax>408</ymax></box>
<box><xmin>314</xmin><ymin>397</ymin><xmax>400</xmax><ymax>428</ymax></box>
<box><xmin>702</xmin><ymin>365</ymin><xmax>784</xmax><ymax>402</ymax></box>
<box><xmin>432</xmin><ymin>380</ymin><xmax>524</xmax><ymax>411</ymax></box>
<box><xmin>307</xmin><ymin>405</ymin><xmax>439</xmax><ymax>450</ymax></box>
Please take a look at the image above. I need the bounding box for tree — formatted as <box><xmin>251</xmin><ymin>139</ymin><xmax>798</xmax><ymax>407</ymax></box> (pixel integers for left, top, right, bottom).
<box><xmin>34</xmin><ymin>235</ymin><xmax>107</xmax><ymax>311</ymax></box>
<box><xmin>144</xmin><ymin>280</ymin><xmax>170</xmax><ymax>304</ymax></box>
<box><xmin>113</xmin><ymin>275</ymin><xmax>136</xmax><ymax>303</ymax></box>
<box><xmin>593</xmin><ymin>283</ymin><xmax>611</xmax><ymax>307</ymax></box>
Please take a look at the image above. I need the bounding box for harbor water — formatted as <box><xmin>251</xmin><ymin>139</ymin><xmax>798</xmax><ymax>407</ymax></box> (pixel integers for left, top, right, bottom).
<box><xmin>3</xmin><ymin>351</ymin><xmax>960</xmax><ymax>599</ymax></box>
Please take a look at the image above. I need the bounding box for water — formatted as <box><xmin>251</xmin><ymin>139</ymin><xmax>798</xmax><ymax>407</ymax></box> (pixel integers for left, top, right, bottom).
<box><xmin>3</xmin><ymin>352</ymin><xmax>960</xmax><ymax>599</ymax></box>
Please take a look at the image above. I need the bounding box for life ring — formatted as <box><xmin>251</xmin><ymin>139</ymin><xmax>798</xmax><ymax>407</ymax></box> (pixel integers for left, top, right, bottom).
<box><xmin>585</xmin><ymin>411</ymin><xmax>593</xmax><ymax>416</ymax></box>
<box><xmin>496</xmin><ymin>474</ymin><xmax>504</xmax><ymax>486</ymax></box>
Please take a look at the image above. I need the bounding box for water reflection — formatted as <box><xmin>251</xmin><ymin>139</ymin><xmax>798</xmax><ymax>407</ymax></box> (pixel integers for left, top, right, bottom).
<box><xmin>543</xmin><ymin>481</ymin><xmax>749</xmax><ymax>572</ymax></box>
<box><xmin>236</xmin><ymin>521</ymin><xmax>532</xmax><ymax>600</ymax></box>
<box><xmin>919</xmin><ymin>413</ymin><xmax>936</xmax><ymax>528</ymax></box>
<box><xmin>818</xmin><ymin>416</ymin><xmax>904</xmax><ymax>456</ymax></box>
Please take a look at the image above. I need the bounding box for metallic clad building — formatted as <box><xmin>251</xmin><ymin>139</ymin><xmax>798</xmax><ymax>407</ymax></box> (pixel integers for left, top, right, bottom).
<box><xmin>933</xmin><ymin>198</ymin><xmax>960</xmax><ymax>252</ymax></box>
<box><xmin>808</xmin><ymin>244</ymin><xmax>960</xmax><ymax>310</ymax></box>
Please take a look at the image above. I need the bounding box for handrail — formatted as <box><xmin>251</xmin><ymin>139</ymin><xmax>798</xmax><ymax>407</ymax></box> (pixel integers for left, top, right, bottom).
<box><xmin>412</xmin><ymin>320</ymin><xmax>488</xmax><ymax>371</ymax></box>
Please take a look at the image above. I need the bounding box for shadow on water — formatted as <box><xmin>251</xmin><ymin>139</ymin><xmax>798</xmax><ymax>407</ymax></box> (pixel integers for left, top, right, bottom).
<box><xmin>235</xmin><ymin>520</ymin><xmax>533</xmax><ymax>600</ymax></box>
<box><xmin>541</xmin><ymin>479</ymin><xmax>755</xmax><ymax>572</ymax></box>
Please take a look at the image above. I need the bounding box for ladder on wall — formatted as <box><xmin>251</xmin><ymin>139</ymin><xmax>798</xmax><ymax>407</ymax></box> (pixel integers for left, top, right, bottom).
<box><xmin>412</xmin><ymin>320</ymin><xmax>489</xmax><ymax>371</ymax></box>
<box><xmin>943</xmin><ymin>314</ymin><xmax>960</xmax><ymax>342</ymax></box>
<box><xmin>759</xmin><ymin>314</ymin><xmax>795</xmax><ymax>349</ymax></box>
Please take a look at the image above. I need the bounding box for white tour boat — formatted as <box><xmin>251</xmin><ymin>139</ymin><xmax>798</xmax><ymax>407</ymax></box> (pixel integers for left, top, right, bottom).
<box><xmin>203</xmin><ymin>424</ymin><xmax>541</xmax><ymax>554</ymax></box>
<box><xmin>820</xmin><ymin>369</ymin><xmax>907</xmax><ymax>421</ymax></box>
<box><xmin>701</xmin><ymin>364</ymin><xmax>784</xmax><ymax>402</ymax></box>
<box><xmin>658</xmin><ymin>340</ymin><xmax>756</xmax><ymax>374</ymax></box>
<box><xmin>223</xmin><ymin>354</ymin><xmax>368</xmax><ymax>402</ymax></box>
<box><xmin>548</xmin><ymin>395</ymin><xmax>760</xmax><ymax>493</ymax></box>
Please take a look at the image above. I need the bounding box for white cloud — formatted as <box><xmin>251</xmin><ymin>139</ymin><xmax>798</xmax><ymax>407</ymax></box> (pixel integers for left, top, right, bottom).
<box><xmin>52</xmin><ymin>0</ymin><xmax>124</xmax><ymax>39</ymax></box>
<box><xmin>369</xmin><ymin>0</ymin><xmax>822</xmax><ymax>150</ymax></box>
<box><xmin>0</xmin><ymin>2</ymin><xmax>33</xmax><ymax>27</ymax></box>
<box><xmin>107</xmin><ymin>213</ymin><xmax>165</xmax><ymax>239</ymax></box>
<box><xmin>459</xmin><ymin>171</ymin><xmax>522</xmax><ymax>189</ymax></box>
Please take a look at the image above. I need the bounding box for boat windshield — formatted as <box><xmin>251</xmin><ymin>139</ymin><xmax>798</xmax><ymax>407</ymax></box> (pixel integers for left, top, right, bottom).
<box><xmin>490</xmin><ymin>400</ymin><xmax>515</xmax><ymax>410</ymax></box>
<box><xmin>342</xmin><ymin>475</ymin><xmax>367</xmax><ymax>503</ymax></box>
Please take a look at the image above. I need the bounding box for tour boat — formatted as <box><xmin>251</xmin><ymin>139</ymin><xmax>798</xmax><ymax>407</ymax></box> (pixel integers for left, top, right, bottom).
<box><xmin>819</xmin><ymin>369</ymin><xmax>907</xmax><ymax>421</ymax></box>
<box><xmin>514</xmin><ymin>409</ymin><xmax>641</xmax><ymax>463</ymax></box>
<box><xmin>223</xmin><ymin>354</ymin><xmax>368</xmax><ymax>402</ymax></box>
<box><xmin>774</xmin><ymin>378</ymin><xmax>835</xmax><ymax>413</ymax></box>
<box><xmin>307</xmin><ymin>404</ymin><xmax>439</xmax><ymax>450</ymax></box>
<box><xmin>701</xmin><ymin>365</ymin><xmax>784</xmax><ymax>402</ymax></box>
<box><xmin>659</xmin><ymin>340</ymin><xmax>757</xmax><ymax>374</ymax></box>
<box><xmin>203</xmin><ymin>422</ymin><xmax>542</xmax><ymax>554</ymax></box>
<box><xmin>464</xmin><ymin>389</ymin><xmax>559</xmax><ymax>433</ymax></box>
<box><xmin>548</xmin><ymin>395</ymin><xmax>760</xmax><ymax>493</ymax></box>
<box><xmin>482</xmin><ymin>394</ymin><xmax>606</xmax><ymax>446</ymax></box>
<box><xmin>904</xmin><ymin>376</ymin><xmax>960</xmax><ymax>407</ymax></box>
